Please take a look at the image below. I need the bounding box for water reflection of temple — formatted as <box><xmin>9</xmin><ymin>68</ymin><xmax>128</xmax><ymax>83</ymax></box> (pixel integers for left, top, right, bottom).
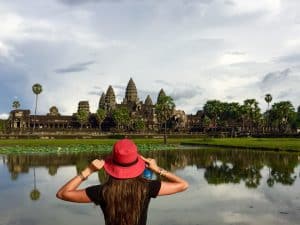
<box><xmin>3</xmin><ymin>150</ymin><xmax>299</xmax><ymax>188</ymax></box>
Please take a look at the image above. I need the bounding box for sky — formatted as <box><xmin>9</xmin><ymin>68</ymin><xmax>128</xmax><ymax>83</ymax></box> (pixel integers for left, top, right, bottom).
<box><xmin>1</xmin><ymin>0</ymin><xmax>300</xmax><ymax>119</ymax></box>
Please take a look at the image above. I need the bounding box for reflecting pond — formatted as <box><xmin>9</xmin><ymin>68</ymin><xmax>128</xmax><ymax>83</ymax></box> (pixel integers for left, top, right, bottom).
<box><xmin>1</xmin><ymin>147</ymin><xmax>300</xmax><ymax>225</ymax></box>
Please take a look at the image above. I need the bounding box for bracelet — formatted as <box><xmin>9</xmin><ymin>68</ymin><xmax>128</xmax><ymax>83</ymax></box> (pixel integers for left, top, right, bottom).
<box><xmin>78</xmin><ymin>172</ymin><xmax>87</xmax><ymax>181</ymax></box>
<box><xmin>159</xmin><ymin>168</ymin><xmax>167</xmax><ymax>177</ymax></box>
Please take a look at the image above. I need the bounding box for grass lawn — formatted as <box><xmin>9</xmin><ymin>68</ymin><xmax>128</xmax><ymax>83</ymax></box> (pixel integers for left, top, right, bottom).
<box><xmin>182</xmin><ymin>137</ymin><xmax>300</xmax><ymax>152</ymax></box>
<box><xmin>1</xmin><ymin>137</ymin><xmax>300</xmax><ymax>153</ymax></box>
<box><xmin>0</xmin><ymin>138</ymin><xmax>189</xmax><ymax>147</ymax></box>
<box><xmin>0</xmin><ymin>138</ymin><xmax>195</xmax><ymax>154</ymax></box>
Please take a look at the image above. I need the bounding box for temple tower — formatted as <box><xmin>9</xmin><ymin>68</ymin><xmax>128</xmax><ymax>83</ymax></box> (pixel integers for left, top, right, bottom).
<box><xmin>104</xmin><ymin>85</ymin><xmax>116</xmax><ymax>111</ymax></box>
<box><xmin>47</xmin><ymin>106</ymin><xmax>60</xmax><ymax>116</ymax></box>
<box><xmin>98</xmin><ymin>92</ymin><xmax>106</xmax><ymax>109</ymax></box>
<box><xmin>144</xmin><ymin>95</ymin><xmax>153</xmax><ymax>105</ymax></box>
<box><xmin>123</xmin><ymin>78</ymin><xmax>139</xmax><ymax>104</ymax></box>
<box><xmin>157</xmin><ymin>88</ymin><xmax>166</xmax><ymax>103</ymax></box>
<box><xmin>77</xmin><ymin>101</ymin><xmax>90</xmax><ymax>114</ymax></box>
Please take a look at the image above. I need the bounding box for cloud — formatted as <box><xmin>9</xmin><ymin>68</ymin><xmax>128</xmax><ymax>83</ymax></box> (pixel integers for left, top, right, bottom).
<box><xmin>113</xmin><ymin>85</ymin><xmax>126</xmax><ymax>90</ymax></box>
<box><xmin>54</xmin><ymin>61</ymin><xmax>96</xmax><ymax>74</ymax></box>
<box><xmin>261</xmin><ymin>68</ymin><xmax>290</xmax><ymax>88</ymax></box>
<box><xmin>224</xmin><ymin>0</ymin><xmax>235</xmax><ymax>6</ymax></box>
<box><xmin>183</xmin><ymin>0</ymin><xmax>214</xmax><ymax>4</ymax></box>
<box><xmin>225</xmin><ymin>95</ymin><xmax>235</xmax><ymax>100</ymax></box>
<box><xmin>0</xmin><ymin>41</ymin><xmax>15</xmax><ymax>61</ymax></box>
<box><xmin>153</xmin><ymin>81</ymin><xmax>203</xmax><ymax>105</ymax></box>
<box><xmin>227</xmin><ymin>0</ymin><xmax>281</xmax><ymax>15</ymax></box>
<box><xmin>277</xmin><ymin>89</ymin><xmax>293</xmax><ymax>99</ymax></box>
<box><xmin>58</xmin><ymin>0</ymin><xmax>121</xmax><ymax>5</ymax></box>
<box><xmin>226</xmin><ymin>51</ymin><xmax>246</xmax><ymax>55</ymax></box>
<box><xmin>0</xmin><ymin>113</ymin><xmax>9</xmax><ymax>119</ymax></box>
<box><xmin>88</xmin><ymin>91</ymin><xmax>102</xmax><ymax>96</ymax></box>
<box><xmin>257</xmin><ymin>68</ymin><xmax>300</xmax><ymax>109</ymax></box>
<box><xmin>154</xmin><ymin>80</ymin><xmax>172</xmax><ymax>87</ymax></box>
<box><xmin>276</xmin><ymin>53</ymin><xmax>300</xmax><ymax>64</ymax></box>
<box><xmin>0</xmin><ymin>0</ymin><xmax>299</xmax><ymax>116</ymax></box>
<box><xmin>170</xmin><ymin>88</ymin><xmax>202</xmax><ymax>102</ymax></box>
<box><xmin>0</xmin><ymin>61</ymin><xmax>33</xmax><ymax>114</ymax></box>
<box><xmin>88</xmin><ymin>86</ymin><xmax>106</xmax><ymax>96</ymax></box>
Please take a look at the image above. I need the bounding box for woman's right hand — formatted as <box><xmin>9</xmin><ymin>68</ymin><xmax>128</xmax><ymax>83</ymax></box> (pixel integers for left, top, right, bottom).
<box><xmin>141</xmin><ymin>156</ymin><xmax>160</xmax><ymax>173</ymax></box>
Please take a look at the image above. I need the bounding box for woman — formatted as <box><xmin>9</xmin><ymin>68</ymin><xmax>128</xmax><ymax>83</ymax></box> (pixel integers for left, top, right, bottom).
<box><xmin>56</xmin><ymin>139</ymin><xmax>188</xmax><ymax>225</ymax></box>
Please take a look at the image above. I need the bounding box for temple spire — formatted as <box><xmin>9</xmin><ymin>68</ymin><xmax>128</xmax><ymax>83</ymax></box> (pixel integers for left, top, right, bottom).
<box><xmin>104</xmin><ymin>85</ymin><xmax>116</xmax><ymax>111</ymax></box>
<box><xmin>98</xmin><ymin>92</ymin><xmax>106</xmax><ymax>109</ymax></box>
<box><xmin>123</xmin><ymin>78</ymin><xmax>138</xmax><ymax>104</ymax></box>
<box><xmin>157</xmin><ymin>88</ymin><xmax>166</xmax><ymax>103</ymax></box>
<box><xmin>144</xmin><ymin>95</ymin><xmax>153</xmax><ymax>105</ymax></box>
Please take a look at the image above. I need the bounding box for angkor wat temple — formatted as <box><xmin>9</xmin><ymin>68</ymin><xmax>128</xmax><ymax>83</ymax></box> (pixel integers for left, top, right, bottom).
<box><xmin>7</xmin><ymin>78</ymin><xmax>203</xmax><ymax>133</ymax></box>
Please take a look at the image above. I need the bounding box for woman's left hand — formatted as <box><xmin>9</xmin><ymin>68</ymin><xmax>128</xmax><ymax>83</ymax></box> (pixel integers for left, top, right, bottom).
<box><xmin>89</xmin><ymin>159</ymin><xmax>105</xmax><ymax>172</ymax></box>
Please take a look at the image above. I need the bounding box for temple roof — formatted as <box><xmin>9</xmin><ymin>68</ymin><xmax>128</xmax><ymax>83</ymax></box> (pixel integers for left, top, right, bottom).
<box><xmin>105</xmin><ymin>85</ymin><xmax>116</xmax><ymax>104</ymax></box>
<box><xmin>124</xmin><ymin>78</ymin><xmax>138</xmax><ymax>103</ymax></box>
<box><xmin>77</xmin><ymin>101</ymin><xmax>90</xmax><ymax>113</ymax></box>
<box><xmin>157</xmin><ymin>88</ymin><xmax>166</xmax><ymax>102</ymax></box>
<box><xmin>144</xmin><ymin>95</ymin><xmax>153</xmax><ymax>105</ymax></box>
<box><xmin>98</xmin><ymin>92</ymin><xmax>106</xmax><ymax>108</ymax></box>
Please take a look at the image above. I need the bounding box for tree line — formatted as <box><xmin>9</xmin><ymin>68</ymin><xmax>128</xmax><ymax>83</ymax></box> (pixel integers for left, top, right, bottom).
<box><xmin>8</xmin><ymin>84</ymin><xmax>300</xmax><ymax>136</ymax></box>
<box><xmin>202</xmin><ymin>94</ymin><xmax>300</xmax><ymax>135</ymax></box>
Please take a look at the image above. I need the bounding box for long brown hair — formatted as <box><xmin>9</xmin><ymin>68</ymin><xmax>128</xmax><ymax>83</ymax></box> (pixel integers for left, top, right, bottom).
<box><xmin>101</xmin><ymin>176</ymin><xmax>148</xmax><ymax>225</ymax></box>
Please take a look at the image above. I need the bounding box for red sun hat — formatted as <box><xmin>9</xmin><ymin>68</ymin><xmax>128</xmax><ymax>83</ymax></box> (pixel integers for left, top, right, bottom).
<box><xmin>104</xmin><ymin>139</ymin><xmax>145</xmax><ymax>179</ymax></box>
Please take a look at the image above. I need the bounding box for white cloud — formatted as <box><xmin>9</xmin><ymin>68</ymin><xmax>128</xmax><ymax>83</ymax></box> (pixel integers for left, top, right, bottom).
<box><xmin>226</xmin><ymin>0</ymin><xmax>281</xmax><ymax>15</ymax></box>
<box><xmin>0</xmin><ymin>114</ymin><xmax>9</xmax><ymax>119</ymax></box>
<box><xmin>0</xmin><ymin>41</ymin><xmax>13</xmax><ymax>60</ymax></box>
<box><xmin>219</xmin><ymin>52</ymin><xmax>249</xmax><ymax>65</ymax></box>
<box><xmin>0</xmin><ymin>0</ymin><xmax>300</xmax><ymax>116</ymax></box>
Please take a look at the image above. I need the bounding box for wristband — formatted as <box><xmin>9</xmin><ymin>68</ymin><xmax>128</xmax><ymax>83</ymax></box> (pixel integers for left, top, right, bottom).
<box><xmin>159</xmin><ymin>168</ymin><xmax>167</xmax><ymax>176</ymax></box>
<box><xmin>78</xmin><ymin>172</ymin><xmax>87</xmax><ymax>181</ymax></box>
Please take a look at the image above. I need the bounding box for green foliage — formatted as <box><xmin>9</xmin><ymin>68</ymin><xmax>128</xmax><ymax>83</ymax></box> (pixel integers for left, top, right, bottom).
<box><xmin>112</xmin><ymin>107</ymin><xmax>130</xmax><ymax>131</ymax></box>
<box><xmin>220</xmin><ymin>102</ymin><xmax>241</xmax><ymax>124</ymax></box>
<box><xmin>296</xmin><ymin>106</ymin><xmax>300</xmax><ymax>128</ymax></box>
<box><xmin>242</xmin><ymin>99</ymin><xmax>261</xmax><ymax>130</ymax></box>
<box><xmin>12</xmin><ymin>100</ymin><xmax>20</xmax><ymax>110</ymax></box>
<box><xmin>155</xmin><ymin>95</ymin><xmax>175</xmax><ymax>124</ymax></box>
<box><xmin>30</xmin><ymin>189</ymin><xmax>40</xmax><ymax>201</ymax></box>
<box><xmin>0</xmin><ymin>142</ymin><xmax>179</xmax><ymax>154</ymax></box>
<box><xmin>182</xmin><ymin>138</ymin><xmax>300</xmax><ymax>151</ymax></box>
<box><xmin>203</xmin><ymin>100</ymin><xmax>223</xmax><ymax>126</ymax></box>
<box><xmin>155</xmin><ymin>95</ymin><xmax>175</xmax><ymax>144</ymax></box>
<box><xmin>76</xmin><ymin>109</ymin><xmax>89</xmax><ymax>129</ymax></box>
<box><xmin>32</xmin><ymin>83</ymin><xmax>43</xmax><ymax>130</ymax></box>
<box><xmin>133</xmin><ymin>117</ymin><xmax>145</xmax><ymax>132</ymax></box>
<box><xmin>203</xmin><ymin>115</ymin><xmax>211</xmax><ymax>128</ymax></box>
<box><xmin>32</xmin><ymin>83</ymin><xmax>43</xmax><ymax>95</ymax></box>
<box><xmin>264</xmin><ymin>93</ymin><xmax>272</xmax><ymax>109</ymax></box>
<box><xmin>269</xmin><ymin>101</ymin><xmax>296</xmax><ymax>132</ymax></box>
<box><xmin>0</xmin><ymin>120</ymin><xmax>7</xmax><ymax>131</ymax></box>
<box><xmin>95</xmin><ymin>108</ymin><xmax>106</xmax><ymax>130</ymax></box>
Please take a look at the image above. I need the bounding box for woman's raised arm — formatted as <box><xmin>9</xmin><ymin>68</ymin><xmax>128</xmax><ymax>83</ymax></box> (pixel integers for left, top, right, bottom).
<box><xmin>141</xmin><ymin>156</ymin><xmax>189</xmax><ymax>196</ymax></box>
<box><xmin>56</xmin><ymin>159</ymin><xmax>105</xmax><ymax>202</ymax></box>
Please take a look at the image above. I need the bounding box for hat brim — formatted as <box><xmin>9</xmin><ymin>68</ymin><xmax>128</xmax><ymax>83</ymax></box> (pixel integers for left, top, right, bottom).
<box><xmin>104</xmin><ymin>155</ymin><xmax>145</xmax><ymax>179</ymax></box>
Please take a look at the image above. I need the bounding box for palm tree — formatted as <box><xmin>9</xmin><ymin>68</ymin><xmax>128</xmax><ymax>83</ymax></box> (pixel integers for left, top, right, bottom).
<box><xmin>243</xmin><ymin>99</ymin><xmax>261</xmax><ymax>133</ymax></box>
<box><xmin>30</xmin><ymin>168</ymin><xmax>41</xmax><ymax>201</ymax></box>
<box><xmin>264</xmin><ymin>94</ymin><xmax>272</xmax><ymax>132</ymax></box>
<box><xmin>12</xmin><ymin>100</ymin><xmax>20</xmax><ymax>110</ymax></box>
<box><xmin>32</xmin><ymin>83</ymin><xmax>43</xmax><ymax>131</ymax></box>
<box><xmin>269</xmin><ymin>101</ymin><xmax>295</xmax><ymax>132</ymax></box>
<box><xmin>264</xmin><ymin>94</ymin><xmax>272</xmax><ymax>110</ymax></box>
